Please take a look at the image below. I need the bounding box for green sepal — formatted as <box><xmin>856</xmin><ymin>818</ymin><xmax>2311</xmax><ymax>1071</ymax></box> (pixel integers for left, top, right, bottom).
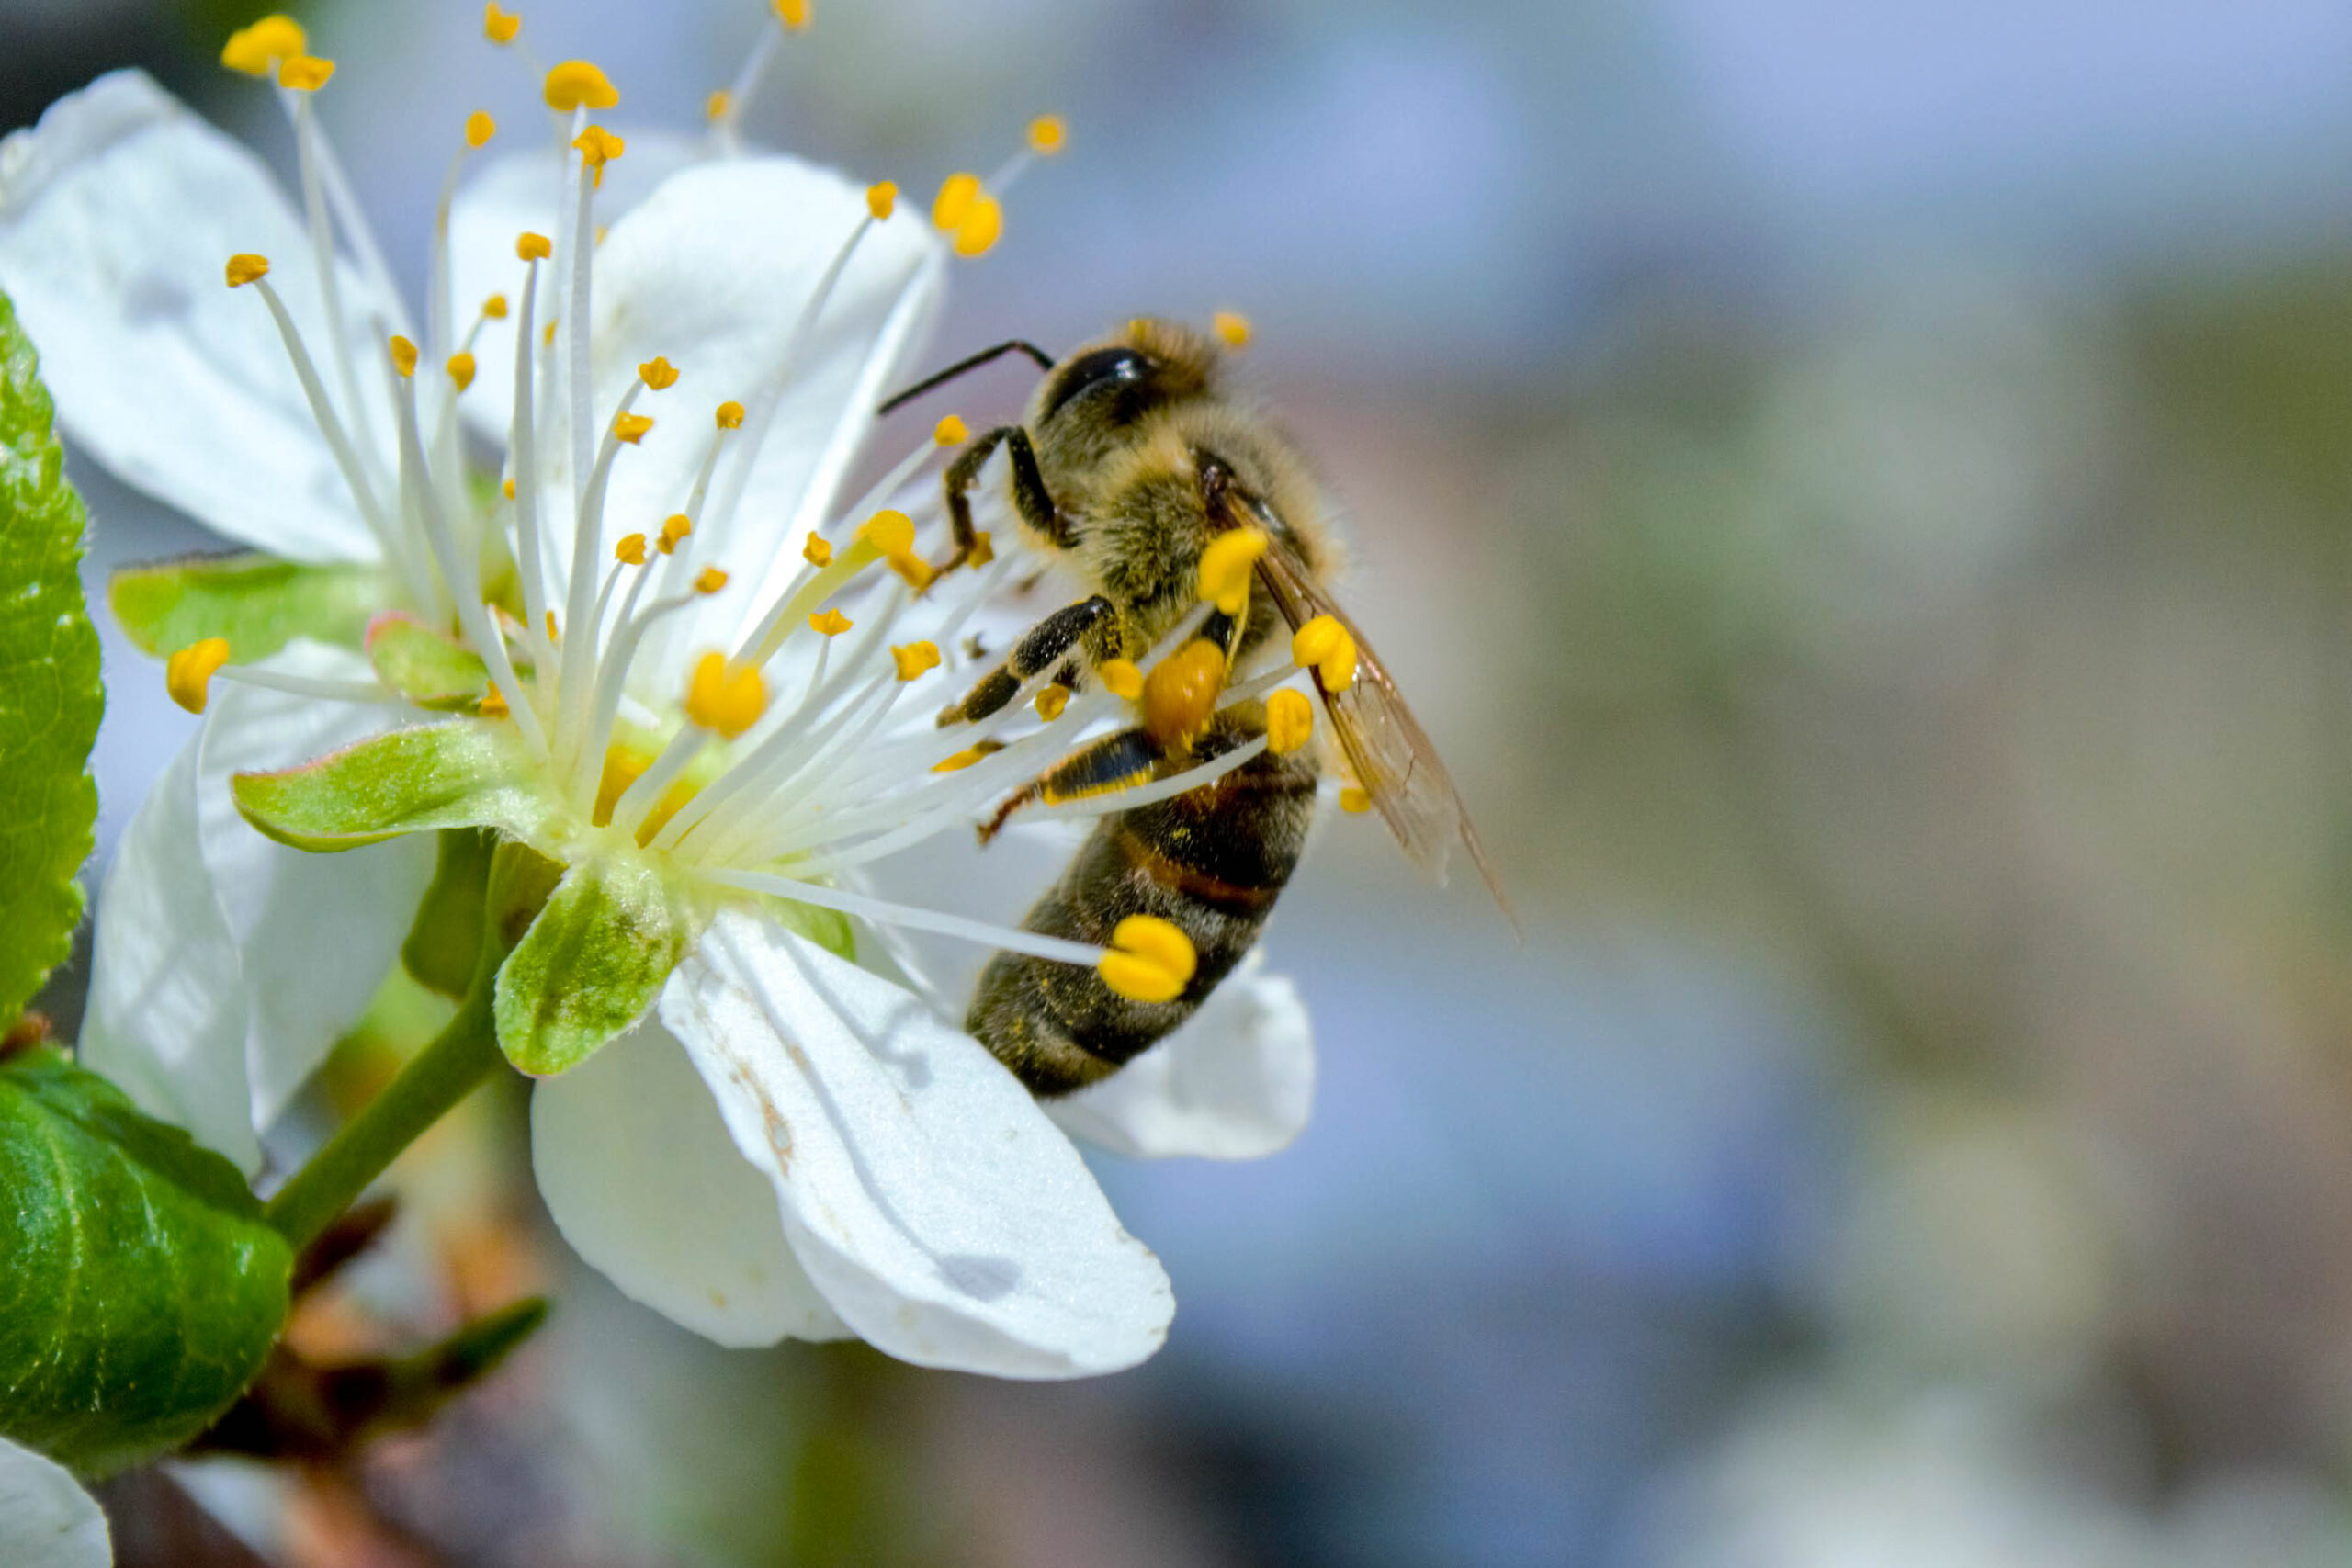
<box><xmin>110</xmin><ymin>553</ymin><xmax>384</xmax><ymax>662</ymax></box>
<box><xmin>402</xmin><ymin>829</ymin><xmax>497</xmax><ymax>997</ymax></box>
<box><xmin>495</xmin><ymin>855</ymin><xmax>691</xmax><ymax>1076</ymax></box>
<box><xmin>232</xmin><ymin>721</ymin><xmax>551</xmax><ymax>852</ymax></box>
<box><xmin>0</xmin><ymin>1047</ymin><xmax>292</xmax><ymax>1476</ymax></box>
<box><xmin>366</xmin><ymin>613</ymin><xmax>493</xmax><ymax>710</ymax></box>
<box><xmin>0</xmin><ymin>291</ymin><xmax>103</xmax><ymax>1022</ymax></box>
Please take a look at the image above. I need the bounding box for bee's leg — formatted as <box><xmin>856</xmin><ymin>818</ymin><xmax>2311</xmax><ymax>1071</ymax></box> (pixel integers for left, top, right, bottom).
<box><xmin>978</xmin><ymin>726</ymin><xmax>1163</xmax><ymax>845</ymax></box>
<box><xmin>940</xmin><ymin>425</ymin><xmax>1067</xmax><ymax>573</ymax></box>
<box><xmin>939</xmin><ymin>595</ymin><xmax>1116</xmax><ymax>726</ymax></box>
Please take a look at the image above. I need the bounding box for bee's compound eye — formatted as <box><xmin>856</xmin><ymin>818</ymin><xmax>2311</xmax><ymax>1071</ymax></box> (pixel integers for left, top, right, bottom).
<box><xmin>1041</xmin><ymin>346</ymin><xmax>1149</xmax><ymax>421</ymax></box>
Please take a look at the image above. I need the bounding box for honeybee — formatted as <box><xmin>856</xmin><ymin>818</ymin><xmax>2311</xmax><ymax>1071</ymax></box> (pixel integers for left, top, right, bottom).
<box><xmin>880</xmin><ymin>318</ymin><xmax>1504</xmax><ymax>1095</ymax></box>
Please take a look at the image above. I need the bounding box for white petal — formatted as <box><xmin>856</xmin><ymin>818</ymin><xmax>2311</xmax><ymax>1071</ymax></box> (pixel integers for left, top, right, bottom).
<box><xmin>530</xmin><ymin>1017</ymin><xmax>849</xmax><ymax>1348</ymax></box>
<box><xmin>445</xmin><ymin>130</ymin><xmax>705</xmax><ymax>446</ymax></box>
<box><xmin>0</xmin><ymin>1438</ymin><xmax>110</xmax><ymax>1568</ymax></box>
<box><xmin>1047</xmin><ymin>957</ymin><xmax>1317</xmax><ymax>1161</ymax></box>
<box><xmin>661</xmin><ymin>909</ymin><xmax>1173</xmax><ymax>1377</ymax></box>
<box><xmin>82</xmin><ymin>642</ymin><xmax>429</xmax><ymax>1168</ymax></box>
<box><xmin>0</xmin><ymin>71</ymin><xmax>387</xmax><ymax>562</ymax></box>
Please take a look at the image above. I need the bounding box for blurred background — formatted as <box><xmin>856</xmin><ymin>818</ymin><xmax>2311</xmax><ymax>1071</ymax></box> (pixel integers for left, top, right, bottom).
<box><xmin>13</xmin><ymin>0</ymin><xmax>2352</xmax><ymax>1562</ymax></box>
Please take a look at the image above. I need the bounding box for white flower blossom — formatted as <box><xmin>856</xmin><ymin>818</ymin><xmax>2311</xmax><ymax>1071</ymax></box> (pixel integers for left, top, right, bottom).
<box><xmin>0</xmin><ymin>11</ymin><xmax>1315</xmax><ymax>1378</ymax></box>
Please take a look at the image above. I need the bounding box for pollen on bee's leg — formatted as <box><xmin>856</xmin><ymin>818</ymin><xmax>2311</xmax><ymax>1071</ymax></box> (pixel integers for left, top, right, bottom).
<box><xmin>1143</xmin><ymin>638</ymin><xmax>1226</xmax><ymax>744</ymax></box>
<box><xmin>1034</xmin><ymin>682</ymin><xmax>1071</xmax><ymax>721</ymax></box>
<box><xmin>1099</xmin><ymin>659</ymin><xmax>1144</xmax><ymax>702</ymax></box>
<box><xmin>1098</xmin><ymin>914</ymin><xmax>1196</xmax><ymax>1004</ymax></box>
<box><xmin>165</xmin><ymin>638</ymin><xmax>232</xmax><ymax>715</ymax></box>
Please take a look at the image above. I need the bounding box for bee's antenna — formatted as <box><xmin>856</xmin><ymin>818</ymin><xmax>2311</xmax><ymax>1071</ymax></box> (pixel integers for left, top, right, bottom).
<box><xmin>877</xmin><ymin>340</ymin><xmax>1057</xmax><ymax>417</ymax></box>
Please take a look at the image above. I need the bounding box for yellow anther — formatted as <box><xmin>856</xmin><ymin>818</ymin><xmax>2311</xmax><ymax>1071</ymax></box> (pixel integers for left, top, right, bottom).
<box><xmin>516</xmin><ymin>231</ymin><xmax>552</xmax><ymax>261</ymax></box>
<box><xmin>932</xmin><ymin>746</ymin><xmax>989</xmax><ymax>774</ymax></box>
<box><xmin>544</xmin><ymin>61</ymin><xmax>619</xmax><ymax>112</ymax></box>
<box><xmin>808</xmin><ymin>608</ymin><xmax>852</xmax><ymax>637</ymax></box>
<box><xmin>933</xmin><ymin>172</ymin><xmax>980</xmax><ymax>230</ymax></box>
<box><xmin>891</xmin><ymin>641</ymin><xmax>942</xmax><ymax>682</ymax></box>
<box><xmin>220</xmin><ymin>16</ymin><xmax>305</xmax><ymax>76</ymax></box>
<box><xmin>465</xmin><ymin>110</ymin><xmax>497</xmax><ymax>149</ymax></box>
<box><xmin>389</xmin><ymin>335</ymin><xmax>418</xmax><ymax>378</ymax></box>
<box><xmin>1028</xmin><ymin>114</ymin><xmax>1067</xmax><ymax>154</ymax></box>
<box><xmin>684</xmin><ymin>653</ymin><xmax>766</xmax><ymax>739</ymax></box>
<box><xmin>1098</xmin><ymin>915</ymin><xmax>1197</xmax><ymax>1004</ymax></box>
<box><xmin>503</xmin><ymin>477</ymin><xmax>517</xmax><ymax>500</ymax></box>
<box><xmin>933</xmin><ymin>413</ymin><xmax>968</xmax><ymax>446</ymax></box>
<box><xmin>278</xmin><ymin>56</ymin><xmax>334</xmax><ymax>92</ymax></box>
<box><xmin>446</xmin><ymin>352</ymin><xmax>478</xmax><ymax>392</ymax></box>
<box><xmin>572</xmin><ymin>125</ymin><xmax>626</xmax><ymax>186</ymax></box>
<box><xmin>1034</xmin><ymin>683</ymin><xmax>1071</xmax><ymax>721</ymax></box>
<box><xmin>478</xmin><ymin>685</ymin><xmax>510</xmax><ymax>718</ymax></box>
<box><xmin>1266</xmin><ymin>687</ymin><xmax>1314</xmax><ymax>754</ymax></box>
<box><xmin>888</xmin><ymin>552</ymin><xmax>937</xmax><ymax>592</ymax></box>
<box><xmin>695</xmin><ymin>567</ymin><xmax>730</xmax><ymax>595</ymax></box>
<box><xmin>616</xmin><ymin>533</ymin><xmax>648</xmax><ymax>566</ymax></box>
<box><xmin>858</xmin><ymin>509</ymin><xmax>915</xmax><ymax>558</ymax></box>
<box><xmin>224</xmin><ymin>254</ymin><xmax>269</xmax><ymax>288</ymax></box>
<box><xmin>775</xmin><ymin>0</ymin><xmax>811</xmax><ymax>27</ymax></box>
<box><xmin>543</xmin><ymin>320</ymin><xmax>560</xmax><ymax>346</ymax></box>
<box><xmin>1318</xmin><ymin>633</ymin><xmax>1357</xmax><ymax>692</ymax></box>
<box><xmin>483</xmin><ymin>3</ymin><xmax>522</xmax><ymax>45</ymax></box>
<box><xmin>1100</xmin><ymin>659</ymin><xmax>1143</xmax><ymax>702</ymax></box>
<box><xmin>546</xmin><ymin>610</ymin><xmax>560</xmax><ymax>643</ymax></box>
<box><xmin>1145</xmin><ymin>637</ymin><xmax>1227</xmax><ymax>745</ymax></box>
<box><xmin>660</xmin><ymin>513</ymin><xmax>693</xmax><ymax>554</ymax></box>
<box><xmin>716</xmin><ymin>400</ymin><xmax>745</xmax><ymax>429</ymax></box>
<box><xmin>866</xmin><ymin>181</ymin><xmax>897</xmax><ymax>220</ymax></box>
<box><xmin>1339</xmin><ymin>784</ymin><xmax>1372</xmax><ymax>814</ymax></box>
<box><xmin>613</xmin><ymin>412</ymin><xmax>653</xmax><ymax>444</ymax></box>
<box><xmin>1213</xmin><ymin>310</ymin><xmax>1251</xmax><ymax>349</ymax></box>
<box><xmin>482</xmin><ymin>292</ymin><xmax>509</xmax><ymax>320</ymax></box>
<box><xmin>803</xmin><ymin>532</ymin><xmax>833</xmax><ymax>568</ymax></box>
<box><xmin>1292</xmin><ymin>614</ymin><xmax>1357</xmax><ymax>689</ymax></box>
<box><xmin>969</xmin><ymin>530</ymin><xmax>995</xmax><ymax>566</ymax></box>
<box><xmin>638</xmin><ymin>355</ymin><xmax>679</xmax><ymax>390</ymax></box>
<box><xmin>953</xmin><ymin>194</ymin><xmax>1003</xmax><ymax>258</ymax></box>
<box><xmin>164</xmin><ymin>637</ymin><xmax>231</xmax><ymax>715</ymax></box>
<box><xmin>706</xmin><ymin>89</ymin><xmax>733</xmax><ymax>122</ymax></box>
<box><xmin>1197</xmin><ymin>527</ymin><xmax>1267</xmax><ymax>615</ymax></box>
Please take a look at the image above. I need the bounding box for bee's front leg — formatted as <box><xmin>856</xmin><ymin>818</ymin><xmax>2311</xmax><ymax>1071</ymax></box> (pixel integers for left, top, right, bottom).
<box><xmin>940</xmin><ymin>424</ymin><xmax>1069</xmax><ymax>575</ymax></box>
<box><xmin>938</xmin><ymin>594</ymin><xmax>1117</xmax><ymax>726</ymax></box>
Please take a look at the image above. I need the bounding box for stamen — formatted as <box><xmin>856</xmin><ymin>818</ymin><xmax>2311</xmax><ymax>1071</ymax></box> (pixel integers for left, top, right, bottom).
<box><xmin>1266</xmin><ymin>687</ymin><xmax>1313</xmax><ymax>753</ymax></box>
<box><xmin>242</xmin><ymin>276</ymin><xmax>398</xmax><ymax>567</ymax></box>
<box><xmin>701</xmin><ymin>868</ymin><xmax>1110</xmax><ymax>973</ymax></box>
<box><xmin>165</xmin><ymin>638</ymin><xmax>231</xmax><ymax>714</ymax></box>
<box><xmin>220</xmin><ymin>16</ymin><xmax>306</xmax><ymax>76</ymax></box>
<box><xmin>506</xmin><ymin>253</ymin><xmax>555</xmax><ymax>675</ymax></box>
<box><xmin>867</xmin><ymin>181</ymin><xmax>897</xmax><ymax>220</ymax></box>
<box><xmin>775</xmin><ymin>0</ymin><xmax>811</xmax><ymax>28</ymax></box>
<box><xmin>1292</xmin><ymin>613</ymin><xmax>1357</xmax><ymax>691</ymax></box>
<box><xmin>614</xmin><ymin>412</ymin><xmax>654</xmax><ymax>444</ymax></box>
<box><xmin>803</xmin><ymin>532</ymin><xmax>832</xmax><ymax>567</ymax></box>
<box><xmin>543</xmin><ymin>61</ymin><xmax>619</xmax><ymax>111</ymax></box>
<box><xmin>1099</xmin><ymin>659</ymin><xmax>1143</xmax><ymax>701</ymax></box>
<box><xmin>717</xmin><ymin>400</ymin><xmax>745</xmax><ymax>428</ymax></box>
<box><xmin>809</xmin><ymin>609</ymin><xmax>852</xmax><ymax>636</ymax></box>
<box><xmin>933</xmin><ymin>172</ymin><xmax>979</xmax><ymax>229</ymax></box>
<box><xmin>1098</xmin><ymin>914</ymin><xmax>1196</xmax><ymax>1003</ymax></box>
<box><xmin>933</xmin><ymin>413</ymin><xmax>967</xmax><ymax>446</ymax></box>
<box><xmin>467</xmin><ymin>110</ymin><xmax>497</xmax><ymax>148</ymax></box>
<box><xmin>684</xmin><ymin>653</ymin><xmax>767</xmax><ymax>739</ymax></box>
<box><xmin>225</xmin><ymin>254</ymin><xmax>269</xmax><ymax>287</ymax></box>
<box><xmin>616</xmin><ymin>533</ymin><xmax>649</xmax><ymax>566</ymax></box>
<box><xmin>572</xmin><ymin>124</ymin><xmax>626</xmax><ymax>187</ymax></box>
<box><xmin>1034</xmin><ymin>682</ymin><xmax>1070</xmax><ymax>721</ymax></box>
<box><xmin>705</xmin><ymin>89</ymin><xmax>732</xmax><ymax>123</ymax></box>
<box><xmin>278</xmin><ymin>56</ymin><xmax>335</xmax><ymax>93</ymax></box>
<box><xmin>388</xmin><ymin>334</ymin><xmax>419</xmax><ymax>377</ymax></box>
<box><xmin>890</xmin><ymin>641</ymin><xmax>941</xmax><ymax>682</ymax></box>
<box><xmin>661</xmin><ymin>514</ymin><xmax>694</xmax><ymax>554</ymax></box>
<box><xmin>1339</xmin><ymin>785</ymin><xmax>1372</xmax><ymax>814</ymax></box>
<box><xmin>695</xmin><ymin>567</ymin><xmax>729</xmax><ymax>594</ymax></box>
<box><xmin>1027</xmin><ymin>114</ymin><xmax>1067</xmax><ymax>154</ymax></box>
<box><xmin>484</xmin><ymin>3</ymin><xmax>522</xmax><ymax>44</ymax></box>
<box><xmin>1214</xmin><ymin>310</ymin><xmax>1251</xmax><ymax>348</ymax></box>
<box><xmin>447</xmin><ymin>352</ymin><xmax>477</xmax><ymax>391</ymax></box>
<box><xmin>639</xmin><ymin>355</ymin><xmax>679</xmax><ymax>390</ymax></box>
<box><xmin>517</xmin><ymin>231</ymin><xmax>553</xmax><ymax>260</ymax></box>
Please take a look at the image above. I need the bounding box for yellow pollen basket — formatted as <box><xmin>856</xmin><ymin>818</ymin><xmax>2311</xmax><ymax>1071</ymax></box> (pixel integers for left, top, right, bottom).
<box><xmin>1098</xmin><ymin>915</ymin><xmax>1197</xmax><ymax>1004</ymax></box>
<box><xmin>866</xmin><ymin>181</ymin><xmax>897</xmax><ymax>220</ymax></box>
<box><xmin>1266</xmin><ymin>687</ymin><xmax>1314</xmax><ymax>754</ymax></box>
<box><xmin>685</xmin><ymin>653</ymin><xmax>766</xmax><ymax>739</ymax></box>
<box><xmin>220</xmin><ymin>16</ymin><xmax>305</xmax><ymax>76</ymax></box>
<box><xmin>544</xmin><ymin>61</ymin><xmax>619</xmax><ymax>112</ymax></box>
<box><xmin>775</xmin><ymin>0</ymin><xmax>812</xmax><ymax>29</ymax></box>
<box><xmin>1028</xmin><ymin>114</ymin><xmax>1068</xmax><ymax>154</ymax></box>
<box><xmin>808</xmin><ymin>608</ymin><xmax>853</xmax><ymax>637</ymax></box>
<box><xmin>466</xmin><ymin>110</ymin><xmax>497</xmax><ymax>148</ymax></box>
<box><xmin>224</xmin><ymin>254</ymin><xmax>269</xmax><ymax>288</ymax></box>
<box><xmin>483</xmin><ymin>3</ymin><xmax>522</xmax><ymax>45</ymax></box>
<box><xmin>1099</xmin><ymin>659</ymin><xmax>1143</xmax><ymax>702</ymax></box>
<box><xmin>1035</xmin><ymin>682</ymin><xmax>1071</xmax><ymax>721</ymax></box>
<box><xmin>388</xmin><ymin>335</ymin><xmax>419</xmax><ymax>378</ymax></box>
<box><xmin>639</xmin><ymin>355</ymin><xmax>679</xmax><ymax>390</ymax></box>
<box><xmin>1144</xmin><ymin>637</ymin><xmax>1227</xmax><ymax>745</ymax></box>
<box><xmin>516</xmin><ymin>231</ymin><xmax>552</xmax><ymax>261</ymax></box>
<box><xmin>802</xmin><ymin>532</ymin><xmax>833</xmax><ymax>568</ymax></box>
<box><xmin>890</xmin><ymin>641</ymin><xmax>942</xmax><ymax>682</ymax></box>
<box><xmin>165</xmin><ymin>638</ymin><xmax>231</xmax><ymax>715</ymax></box>
<box><xmin>613</xmin><ymin>412</ymin><xmax>654</xmax><ymax>444</ymax></box>
<box><xmin>660</xmin><ymin>514</ymin><xmax>693</xmax><ymax>554</ymax></box>
<box><xmin>716</xmin><ymin>400</ymin><xmax>746</xmax><ymax>429</ymax></box>
<box><xmin>615</xmin><ymin>533</ymin><xmax>648</xmax><ymax>566</ymax></box>
<box><xmin>278</xmin><ymin>56</ymin><xmax>335</xmax><ymax>92</ymax></box>
<box><xmin>1197</xmin><ymin>527</ymin><xmax>1268</xmax><ymax>615</ymax></box>
<box><xmin>447</xmin><ymin>352</ymin><xmax>477</xmax><ymax>391</ymax></box>
<box><xmin>933</xmin><ymin>413</ymin><xmax>968</xmax><ymax>446</ymax></box>
<box><xmin>694</xmin><ymin>567</ymin><xmax>729</xmax><ymax>595</ymax></box>
<box><xmin>1213</xmin><ymin>310</ymin><xmax>1252</xmax><ymax>349</ymax></box>
<box><xmin>1291</xmin><ymin>614</ymin><xmax>1357</xmax><ymax>691</ymax></box>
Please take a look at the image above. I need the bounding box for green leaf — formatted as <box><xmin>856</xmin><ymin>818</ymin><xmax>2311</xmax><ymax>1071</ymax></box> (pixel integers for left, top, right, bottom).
<box><xmin>232</xmin><ymin>720</ymin><xmax>552</xmax><ymax>852</ymax></box>
<box><xmin>403</xmin><ymin>829</ymin><xmax>495</xmax><ymax>997</ymax></box>
<box><xmin>110</xmin><ymin>553</ymin><xmax>385</xmax><ymax>662</ymax></box>
<box><xmin>0</xmin><ymin>294</ymin><xmax>104</xmax><ymax>1022</ymax></box>
<box><xmin>0</xmin><ymin>1048</ymin><xmax>292</xmax><ymax>1476</ymax></box>
<box><xmin>495</xmin><ymin>856</ymin><xmax>690</xmax><ymax>1075</ymax></box>
<box><xmin>366</xmin><ymin>613</ymin><xmax>494</xmax><ymax>711</ymax></box>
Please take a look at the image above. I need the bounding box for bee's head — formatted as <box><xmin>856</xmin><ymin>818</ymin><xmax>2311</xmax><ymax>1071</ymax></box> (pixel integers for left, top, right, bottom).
<box><xmin>1031</xmin><ymin>318</ymin><xmax>1221</xmax><ymax>434</ymax></box>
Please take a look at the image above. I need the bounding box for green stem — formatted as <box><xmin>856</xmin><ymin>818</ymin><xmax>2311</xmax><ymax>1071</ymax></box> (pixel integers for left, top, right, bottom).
<box><xmin>264</xmin><ymin>973</ymin><xmax>502</xmax><ymax>1251</ymax></box>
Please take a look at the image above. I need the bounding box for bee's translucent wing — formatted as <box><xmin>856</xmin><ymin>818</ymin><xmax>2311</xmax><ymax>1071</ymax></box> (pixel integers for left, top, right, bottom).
<box><xmin>1251</xmin><ymin>527</ymin><xmax>1513</xmax><ymax>921</ymax></box>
